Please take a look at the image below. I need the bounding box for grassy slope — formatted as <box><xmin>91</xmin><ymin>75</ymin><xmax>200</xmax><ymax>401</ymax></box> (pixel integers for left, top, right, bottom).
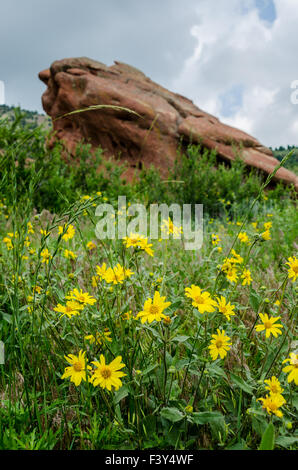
<box><xmin>0</xmin><ymin>113</ymin><xmax>297</xmax><ymax>450</ymax></box>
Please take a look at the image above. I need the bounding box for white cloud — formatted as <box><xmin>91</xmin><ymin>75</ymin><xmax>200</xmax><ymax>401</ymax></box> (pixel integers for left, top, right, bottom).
<box><xmin>170</xmin><ymin>0</ymin><xmax>298</xmax><ymax>147</ymax></box>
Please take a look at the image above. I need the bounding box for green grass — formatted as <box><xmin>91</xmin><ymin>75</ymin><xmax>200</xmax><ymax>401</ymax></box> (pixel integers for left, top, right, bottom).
<box><xmin>0</xmin><ymin>116</ymin><xmax>297</xmax><ymax>450</ymax></box>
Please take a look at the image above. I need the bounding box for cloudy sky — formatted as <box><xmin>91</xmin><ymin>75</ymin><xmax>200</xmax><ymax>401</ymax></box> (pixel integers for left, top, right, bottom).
<box><xmin>1</xmin><ymin>0</ymin><xmax>298</xmax><ymax>147</ymax></box>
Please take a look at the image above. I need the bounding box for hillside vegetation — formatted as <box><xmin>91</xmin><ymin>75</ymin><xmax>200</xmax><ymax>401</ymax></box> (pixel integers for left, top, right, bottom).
<box><xmin>0</xmin><ymin>104</ymin><xmax>51</xmax><ymax>130</ymax></box>
<box><xmin>272</xmin><ymin>145</ymin><xmax>298</xmax><ymax>173</ymax></box>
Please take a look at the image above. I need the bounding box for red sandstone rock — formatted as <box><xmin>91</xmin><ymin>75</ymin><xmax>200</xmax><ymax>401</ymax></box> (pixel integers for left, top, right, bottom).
<box><xmin>39</xmin><ymin>57</ymin><xmax>298</xmax><ymax>190</ymax></box>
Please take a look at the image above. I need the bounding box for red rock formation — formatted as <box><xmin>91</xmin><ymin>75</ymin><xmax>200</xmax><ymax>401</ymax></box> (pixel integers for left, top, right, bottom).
<box><xmin>39</xmin><ymin>57</ymin><xmax>298</xmax><ymax>189</ymax></box>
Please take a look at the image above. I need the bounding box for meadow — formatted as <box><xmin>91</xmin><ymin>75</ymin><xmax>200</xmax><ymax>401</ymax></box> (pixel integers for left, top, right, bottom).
<box><xmin>0</xmin><ymin>111</ymin><xmax>297</xmax><ymax>450</ymax></box>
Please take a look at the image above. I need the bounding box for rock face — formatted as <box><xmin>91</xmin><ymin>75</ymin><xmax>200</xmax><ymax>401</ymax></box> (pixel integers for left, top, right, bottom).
<box><xmin>39</xmin><ymin>57</ymin><xmax>298</xmax><ymax>189</ymax></box>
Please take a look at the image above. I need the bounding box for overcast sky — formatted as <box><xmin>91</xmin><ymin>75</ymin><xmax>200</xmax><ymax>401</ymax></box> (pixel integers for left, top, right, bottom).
<box><xmin>1</xmin><ymin>0</ymin><xmax>298</xmax><ymax>147</ymax></box>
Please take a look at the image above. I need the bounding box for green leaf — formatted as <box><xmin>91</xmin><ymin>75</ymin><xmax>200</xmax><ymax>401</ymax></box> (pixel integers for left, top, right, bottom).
<box><xmin>207</xmin><ymin>364</ymin><xmax>227</xmax><ymax>379</ymax></box>
<box><xmin>114</xmin><ymin>386</ymin><xmax>129</xmax><ymax>405</ymax></box>
<box><xmin>275</xmin><ymin>435</ymin><xmax>298</xmax><ymax>448</ymax></box>
<box><xmin>229</xmin><ymin>372</ymin><xmax>254</xmax><ymax>395</ymax></box>
<box><xmin>160</xmin><ymin>407</ymin><xmax>184</xmax><ymax>423</ymax></box>
<box><xmin>172</xmin><ymin>335</ymin><xmax>190</xmax><ymax>343</ymax></box>
<box><xmin>292</xmin><ymin>394</ymin><xmax>298</xmax><ymax>411</ymax></box>
<box><xmin>1</xmin><ymin>312</ymin><xmax>12</xmax><ymax>324</ymax></box>
<box><xmin>142</xmin><ymin>363</ymin><xmax>159</xmax><ymax>376</ymax></box>
<box><xmin>192</xmin><ymin>411</ymin><xmax>224</xmax><ymax>425</ymax></box>
<box><xmin>249</xmin><ymin>289</ymin><xmax>261</xmax><ymax>311</ymax></box>
<box><xmin>259</xmin><ymin>422</ymin><xmax>275</xmax><ymax>450</ymax></box>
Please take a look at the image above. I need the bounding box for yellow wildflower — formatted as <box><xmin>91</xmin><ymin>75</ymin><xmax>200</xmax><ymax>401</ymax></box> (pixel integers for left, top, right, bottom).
<box><xmin>61</xmin><ymin>350</ymin><xmax>90</xmax><ymax>386</ymax></box>
<box><xmin>226</xmin><ymin>267</ymin><xmax>238</xmax><ymax>284</ymax></box>
<box><xmin>87</xmin><ymin>241</ymin><xmax>96</xmax><ymax>251</ymax></box>
<box><xmin>241</xmin><ymin>269</ymin><xmax>252</xmax><ymax>286</ymax></box>
<box><xmin>54</xmin><ymin>300</ymin><xmax>84</xmax><ymax>318</ymax></box>
<box><xmin>41</xmin><ymin>248</ymin><xmax>51</xmax><ymax>264</ymax></box>
<box><xmin>257</xmin><ymin>394</ymin><xmax>285</xmax><ymax>418</ymax></box>
<box><xmin>40</xmin><ymin>229</ymin><xmax>50</xmax><ymax>236</ymax></box>
<box><xmin>85</xmin><ymin>328</ymin><xmax>112</xmax><ymax>345</ymax></box>
<box><xmin>282</xmin><ymin>353</ymin><xmax>298</xmax><ymax>385</ymax></box>
<box><xmin>286</xmin><ymin>256</ymin><xmax>298</xmax><ymax>282</ymax></box>
<box><xmin>264</xmin><ymin>376</ymin><xmax>284</xmax><ymax>395</ymax></box>
<box><xmin>27</xmin><ymin>221</ymin><xmax>34</xmax><ymax>234</ymax></box>
<box><xmin>90</xmin><ymin>355</ymin><xmax>126</xmax><ymax>391</ymax></box>
<box><xmin>185</xmin><ymin>285</ymin><xmax>217</xmax><ymax>314</ymax></box>
<box><xmin>255</xmin><ymin>313</ymin><xmax>283</xmax><ymax>338</ymax></box>
<box><xmin>58</xmin><ymin>224</ymin><xmax>75</xmax><ymax>241</ymax></box>
<box><xmin>123</xmin><ymin>233</ymin><xmax>154</xmax><ymax>256</ymax></box>
<box><xmin>208</xmin><ymin>329</ymin><xmax>231</xmax><ymax>361</ymax></box>
<box><xmin>137</xmin><ymin>291</ymin><xmax>171</xmax><ymax>324</ymax></box>
<box><xmin>211</xmin><ymin>234</ymin><xmax>221</xmax><ymax>246</ymax></box>
<box><xmin>66</xmin><ymin>288</ymin><xmax>96</xmax><ymax>306</ymax></box>
<box><xmin>3</xmin><ymin>237</ymin><xmax>13</xmax><ymax>250</ymax></box>
<box><xmin>261</xmin><ymin>230</ymin><xmax>271</xmax><ymax>241</ymax></box>
<box><xmin>238</xmin><ymin>232</ymin><xmax>249</xmax><ymax>244</ymax></box>
<box><xmin>216</xmin><ymin>296</ymin><xmax>235</xmax><ymax>321</ymax></box>
<box><xmin>161</xmin><ymin>218</ymin><xmax>183</xmax><ymax>236</ymax></box>
<box><xmin>64</xmin><ymin>249</ymin><xmax>77</xmax><ymax>260</ymax></box>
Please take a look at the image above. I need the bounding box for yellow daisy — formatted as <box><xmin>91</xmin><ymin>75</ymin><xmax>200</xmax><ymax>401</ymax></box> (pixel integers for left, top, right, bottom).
<box><xmin>87</xmin><ymin>241</ymin><xmax>96</xmax><ymax>251</ymax></box>
<box><xmin>255</xmin><ymin>313</ymin><xmax>283</xmax><ymax>338</ymax></box>
<box><xmin>85</xmin><ymin>328</ymin><xmax>112</xmax><ymax>345</ymax></box>
<box><xmin>58</xmin><ymin>224</ymin><xmax>75</xmax><ymax>241</ymax></box>
<box><xmin>216</xmin><ymin>296</ymin><xmax>235</xmax><ymax>321</ymax></box>
<box><xmin>286</xmin><ymin>256</ymin><xmax>298</xmax><ymax>282</ymax></box>
<box><xmin>161</xmin><ymin>218</ymin><xmax>183</xmax><ymax>236</ymax></box>
<box><xmin>282</xmin><ymin>353</ymin><xmax>298</xmax><ymax>385</ymax></box>
<box><xmin>137</xmin><ymin>291</ymin><xmax>171</xmax><ymax>324</ymax></box>
<box><xmin>66</xmin><ymin>288</ymin><xmax>96</xmax><ymax>306</ymax></box>
<box><xmin>264</xmin><ymin>376</ymin><xmax>284</xmax><ymax>395</ymax></box>
<box><xmin>238</xmin><ymin>232</ymin><xmax>249</xmax><ymax>244</ymax></box>
<box><xmin>61</xmin><ymin>350</ymin><xmax>90</xmax><ymax>386</ymax></box>
<box><xmin>64</xmin><ymin>249</ymin><xmax>77</xmax><ymax>260</ymax></box>
<box><xmin>257</xmin><ymin>394</ymin><xmax>285</xmax><ymax>418</ymax></box>
<box><xmin>90</xmin><ymin>355</ymin><xmax>126</xmax><ymax>391</ymax></box>
<box><xmin>211</xmin><ymin>234</ymin><xmax>221</xmax><ymax>246</ymax></box>
<box><xmin>208</xmin><ymin>329</ymin><xmax>231</xmax><ymax>360</ymax></box>
<box><xmin>226</xmin><ymin>267</ymin><xmax>238</xmax><ymax>284</ymax></box>
<box><xmin>103</xmin><ymin>264</ymin><xmax>134</xmax><ymax>285</ymax></box>
<box><xmin>54</xmin><ymin>300</ymin><xmax>84</xmax><ymax>318</ymax></box>
<box><xmin>27</xmin><ymin>221</ymin><xmax>34</xmax><ymax>234</ymax></box>
<box><xmin>241</xmin><ymin>269</ymin><xmax>252</xmax><ymax>286</ymax></box>
<box><xmin>261</xmin><ymin>230</ymin><xmax>271</xmax><ymax>241</ymax></box>
<box><xmin>185</xmin><ymin>285</ymin><xmax>216</xmax><ymax>314</ymax></box>
<box><xmin>41</xmin><ymin>248</ymin><xmax>51</xmax><ymax>264</ymax></box>
<box><xmin>230</xmin><ymin>249</ymin><xmax>243</xmax><ymax>264</ymax></box>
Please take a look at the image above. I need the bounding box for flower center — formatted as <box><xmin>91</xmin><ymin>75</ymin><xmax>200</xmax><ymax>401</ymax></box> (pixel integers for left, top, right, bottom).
<box><xmin>194</xmin><ymin>296</ymin><xmax>204</xmax><ymax>305</ymax></box>
<box><xmin>293</xmin><ymin>265</ymin><xmax>298</xmax><ymax>274</ymax></box>
<box><xmin>264</xmin><ymin>321</ymin><xmax>272</xmax><ymax>329</ymax></box>
<box><xmin>270</xmin><ymin>402</ymin><xmax>277</xmax><ymax>411</ymax></box>
<box><xmin>216</xmin><ymin>339</ymin><xmax>223</xmax><ymax>349</ymax></box>
<box><xmin>73</xmin><ymin>361</ymin><xmax>82</xmax><ymax>372</ymax></box>
<box><xmin>101</xmin><ymin>367</ymin><xmax>112</xmax><ymax>379</ymax></box>
<box><xmin>221</xmin><ymin>306</ymin><xmax>227</xmax><ymax>313</ymax></box>
<box><xmin>150</xmin><ymin>305</ymin><xmax>159</xmax><ymax>315</ymax></box>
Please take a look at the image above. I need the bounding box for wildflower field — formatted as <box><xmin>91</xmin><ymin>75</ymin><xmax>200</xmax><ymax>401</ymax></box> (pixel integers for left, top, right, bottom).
<box><xmin>0</xmin><ymin>114</ymin><xmax>297</xmax><ymax>450</ymax></box>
